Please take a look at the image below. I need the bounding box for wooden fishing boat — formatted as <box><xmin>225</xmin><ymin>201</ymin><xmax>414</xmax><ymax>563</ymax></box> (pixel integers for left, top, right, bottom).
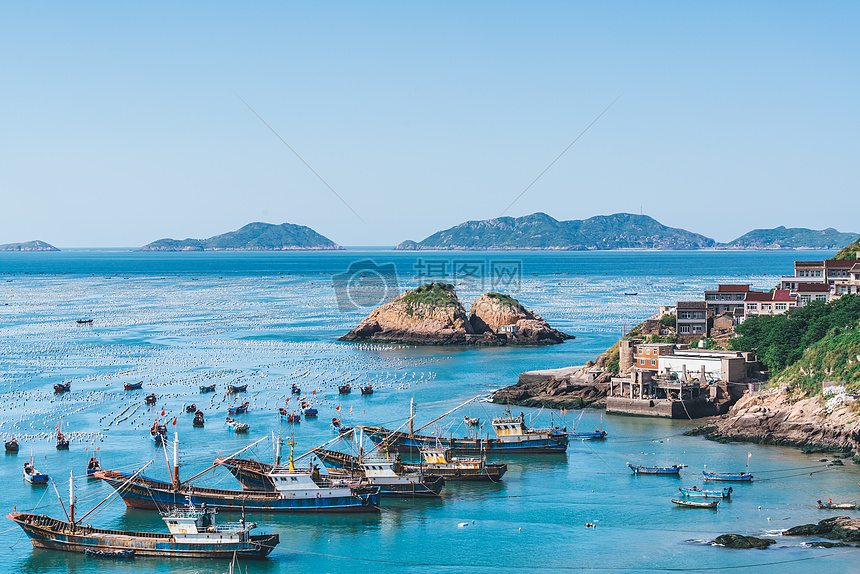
<box><xmin>286</xmin><ymin>413</ymin><xmax>301</xmax><ymax>423</ymax></box>
<box><xmin>6</xmin><ymin>437</ymin><xmax>19</xmax><ymax>452</ymax></box>
<box><xmin>304</xmin><ymin>407</ymin><xmax>318</xmax><ymax>417</ymax></box>
<box><xmin>199</xmin><ymin>384</ymin><xmax>216</xmax><ymax>393</ymax></box>
<box><xmin>228</xmin><ymin>402</ymin><xmax>249</xmax><ymax>415</ymax></box>
<box><xmin>627</xmin><ymin>463</ymin><xmax>683</xmax><ymax>475</ymax></box>
<box><xmin>671</xmin><ymin>498</ymin><xmax>720</xmax><ymax>509</ymax></box>
<box><xmin>569</xmin><ymin>429</ymin><xmax>608</xmax><ymax>440</ymax></box>
<box><xmin>291</xmin><ymin>384</ymin><xmax>301</xmax><ymax>395</ymax></box>
<box><xmin>464</xmin><ymin>416</ymin><xmax>480</xmax><ymax>426</ymax></box>
<box><xmin>817</xmin><ymin>499</ymin><xmax>857</xmax><ymax>510</ymax></box>
<box><xmin>278</xmin><ymin>407</ymin><xmax>288</xmax><ymax>416</ymax></box>
<box><xmin>360</xmin><ymin>385</ymin><xmax>373</xmax><ymax>395</ymax></box>
<box><xmin>24</xmin><ymin>461</ymin><xmax>49</xmax><ymax>484</ymax></box>
<box><xmin>54</xmin><ymin>382</ymin><xmax>71</xmax><ymax>393</ymax></box>
<box><xmin>144</xmin><ymin>393</ymin><xmax>157</xmax><ymax>405</ymax></box>
<box><xmin>150</xmin><ymin>421</ymin><xmax>167</xmax><ymax>444</ymax></box>
<box><xmin>192</xmin><ymin>411</ymin><xmax>205</xmax><ymax>427</ymax></box>
<box><xmin>225</xmin><ymin>417</ymin><xmax>249</xmax><ymax>433</ymax></box>
<box><xmin>56</xmin><ymin>429</ymin><xmax>70</xmax><ymax>450</ymax></box>
<box><xmin>75</xmin><ymin>318</ymin><xmax>93</xmax><ymax>325</ymax></box>
<box><xmin>124</xmin><ymin>381</ymin><xmax>143</xmax><ymax>391</ymax></box>
<box><xmin>86</xmin><ymin>456</ymin><xmax>102</xmax><ymax>477</ymax></box>
<box><xmin>227</xmin><ymin>384</ymin><xmax>247</xmax><ymax>393</ymax></box>
<box><xmin>185</xmin><ymin>403</ymin><xmax>197</xmax><ymax>413</ymax></box>
<box><xmin>406</xmin><ymin>448</ymin><xmax>507</xmax><ymax>482</ymax></box>
<box><xmin>8</xmin><ymin>501</ymin><xmax>279</xmax><ymax>558</ymax></box>
<box><xmin>703</xmin><ymin>471</ymin><xmax>753</xmax><ymax>482</ymax></box>
<box><xmin>338</xmin><ymin>385</ymin><xmax>351</xmax><ymax>394</ymax></box>
<box><xmin>679</xmin><ymin>486</ymin><xmax>732</xmax><ymax>498</ymax></box>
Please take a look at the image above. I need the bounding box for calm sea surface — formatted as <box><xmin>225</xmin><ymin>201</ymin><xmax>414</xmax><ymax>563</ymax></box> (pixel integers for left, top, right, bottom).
<box><xmin>1</xmin><ymin>249</ymin><xmax>858</xmax><ymax>574</ymax></box>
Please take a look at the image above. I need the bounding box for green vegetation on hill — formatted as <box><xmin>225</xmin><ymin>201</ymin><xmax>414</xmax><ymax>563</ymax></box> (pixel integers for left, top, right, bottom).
<box><xmin>776</xmin><ymin>326</ymin><xmax>860</xmax><ymax>395</ymax></box>
<box><xmin>728</xmin><ymin>227</ymin><xmax>858</xmax><ymax>249</ymax></box>
<box><xmin>400</xmin><ymin>283</ymin><xmax>459</xmax><ymax>315</ymax></box>
<box><xmin>731</xmin><ymin>295</ymin><xmax>860</xmax><ymax>375</ymax></box>
<box><xmin>396</xmin><ymin>212</ymin><xmax>716</xmax><ymax>250</ymax></box>
<box><xmin>139</xmin><ymin>222</ymin><xmax>341</xmax><ymax>251</ymax></box>
<box><xmin>486</xmin><ymin>292</ymin><xmax>526</xmax><ymax>313</ymax></box>
<box><xmin>0</xmin><ymin>240</ymin><xmax>59</xmax><ymax>252</ymax></box>
<box><xmin>831</xmin><ymin>237</ymin><xmax>860</xmax><ymax>261</ymax></box>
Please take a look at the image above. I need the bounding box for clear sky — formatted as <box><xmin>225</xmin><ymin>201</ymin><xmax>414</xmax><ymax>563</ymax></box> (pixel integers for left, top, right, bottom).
<box><xmin>1</xmin><ymin>2</ymin><xmax>858</xmax><ymax>247</ymax></box>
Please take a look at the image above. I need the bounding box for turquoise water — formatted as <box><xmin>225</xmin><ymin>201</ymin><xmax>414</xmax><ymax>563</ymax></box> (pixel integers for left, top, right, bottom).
<box><xmin>2</xmin><ymin>250</ymin><xmax>859</xmax><ymax>573</ymax></box>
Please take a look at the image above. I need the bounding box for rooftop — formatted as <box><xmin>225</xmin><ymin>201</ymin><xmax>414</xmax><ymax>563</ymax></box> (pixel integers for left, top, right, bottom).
<box><xmin>745</xmin><ymin>289</ymin><xmax>796</xmax><ymax>302</ymax></box>
<box><xmin>796</xmin><ymin>283</ymin><xmax>831</xmax><ymax>292</ymax></box>
<box><xmin>677</xmin><ymin>300</ymin><xmax>707</xmax><ymax>309</ymax></box>
<box><xmin>709</xmin><ymin>284</ymin><xmax>751</xmax><ymax>293</ymax></box>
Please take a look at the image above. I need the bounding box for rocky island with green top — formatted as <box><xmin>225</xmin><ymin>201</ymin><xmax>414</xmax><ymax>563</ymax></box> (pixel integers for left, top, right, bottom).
<box><xmin>0</xmin><ymin>240</ymin><xmax>59</xmax><ymax>252</ymax></box>
<box><xmin>339</xmin><ymin>283</ymin><xmax>573</xmax><ymax>345</ymax></box>
<box><xmin>138</xmin><ymin>222</ymin><xmax>342</xmax><ymax>251</ymax></box>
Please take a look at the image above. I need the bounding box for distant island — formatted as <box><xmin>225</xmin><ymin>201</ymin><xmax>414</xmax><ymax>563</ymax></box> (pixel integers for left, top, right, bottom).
<box><xmin>726</xmin><ymin>226</ymin><xmax>858</xmax><ymax>250</ymax></box>
<box><xmin>138</xmin><ymin>222</ymin><xmax>343</xmax><ymax>252</ymax></box>
<box><xmin>396</xmin><ymin>213</ymin><xmax>858</xmax><ymax>251</ymax></box>
<box><xmin>0</xmin><ymin>240</ymin><xmax>59</xmax><ymax>252</ymax></box>
<box><xmin>396</xmin><ymin>213</ymin><xmax>716</xmax><ymax>251</ymax></box>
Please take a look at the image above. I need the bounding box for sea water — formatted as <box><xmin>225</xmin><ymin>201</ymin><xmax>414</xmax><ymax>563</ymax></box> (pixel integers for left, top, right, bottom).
<box><xmin>1</xmin><ymin>249</ymin><xmax>858</xmax><ymax>574</ymax></box>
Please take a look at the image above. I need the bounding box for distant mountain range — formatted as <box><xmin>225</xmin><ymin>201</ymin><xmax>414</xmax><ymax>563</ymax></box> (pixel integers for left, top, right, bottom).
<box><xmin>138</xmin><ymin>222</ymin><xmax>342</xmax><ymax>251</ymax></box>
<box><xmin>396</xmin><ymin>213</ymin><xmax>858</xmax><ymax>251</ymax></box>
<box><xmin>0</xmin><ymin>240</ymin><xmax>59</xmax><ymax>252</ymax></box>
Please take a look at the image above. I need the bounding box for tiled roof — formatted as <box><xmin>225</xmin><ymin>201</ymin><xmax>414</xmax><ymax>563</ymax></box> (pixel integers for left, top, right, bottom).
<box><xmin>715</xmin><ymin>284</ymin><xmax>751</xmax><ymax>292</ymax></box>
<box><xmin>745</xmin><ymin>290</ymin><xmax>797</xmax><ymax>302</ymax></box>
<box><xmin>826</xmin><ymin>259</ymin><xmax>859</xmax><ymax>269</ymax></box>
<box><xmin>796</xmin><ymin>283</ymin><xmax>831</xmax><ymax>292</ymax></box>
<box><xmin>795</xmin><ymin>261</ymin><xmax>824</xmax><ymax>267</ymax></box>
<box><xmin>676</xmin><ymin>300</ymin><xmax>707</xmax><ymax>309</ymax></box>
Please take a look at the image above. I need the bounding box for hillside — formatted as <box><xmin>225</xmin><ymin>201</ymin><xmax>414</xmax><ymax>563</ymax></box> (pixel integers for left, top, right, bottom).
<box><xmin>139</xmin><ymin>222</ymin><xmax>342</xmax><ymax>251</ymax></box>
<box><xmin>727</xmin><ymin>227</ymin><xmax>858</xmax><ymax>249</ymax></box>
<box><xmin>832</xmin><ymin>237</ymin><xmax>860</xmax><ymax>261</ymax></box>
<box><xmin>396</xmin><ymin>213</ymin><xmax>716</xmax><ymax>250</ymax></box>
<box><xmin>0</xmin><ymin>240</ymin><xmax>59</xmax><ymax>252</ymax></box>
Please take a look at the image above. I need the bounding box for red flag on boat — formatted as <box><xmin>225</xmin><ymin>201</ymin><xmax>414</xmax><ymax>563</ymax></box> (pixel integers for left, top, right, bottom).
<box><xmin>161</xmin><ymin>410</ymin><xmax>165</xmax><ymax>417</ymax></box>
<box><xmin>55</xmin><ymin>423</ymin><xmax>59</xmax><ymax>429</ymax></box>
<box><xmin>313</xmin><ymin>390</ymin><xmax>316</xmax><ymax>395</ymax></box>
<box><xmin>336</xmin><ymin>405</ymin><xmax>340</xmax><ymax>411</ymax></box>
<box><xmin>172</xmin><ymin>417</ymin><xmax>177</xmax><ymax>426</ymax></box>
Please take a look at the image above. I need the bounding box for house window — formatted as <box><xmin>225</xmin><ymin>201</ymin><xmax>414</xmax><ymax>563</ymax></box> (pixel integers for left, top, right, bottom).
<box><xmin>651</xmin><ymin>359</ymin><xmax>656</xmax><ymax>366</ymax></box>
<box><xmin>679</xmin><ymin>325</ymin><xmax>690</xmax><ymax>334</ymax></box>
<box><xmin>816</xmin><ymin>295</ymin><xmax>827</xmax><ymax>301</ymax></box>
<box><xmin>775</xmin><ymin>303</ymin><xmax>786</xmax><ymax>310</ymax></box>
<box><xmin>747</xmin><ymin>304</ymin><xmax>757</xmax><ymax>311</ymax></box>
<box><xmin>645</xmin><ymin>348</ymin><xmax>650</xmax><ymax>355</ymax></box>
<box><xmin>762</xmin><ymin>304</ymin><xmax>772</xmax><ymax>311</ymax></box>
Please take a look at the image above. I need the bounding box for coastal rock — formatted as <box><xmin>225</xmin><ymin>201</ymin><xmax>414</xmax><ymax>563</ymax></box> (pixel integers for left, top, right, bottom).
<box><xmin>469</xmin><ymin>293</ymin><xmax>573</xmax><ymax>345</ymax></box>
<box><xmin>490</xmin><ymin>366</ymin><xmax>611</xmax><ymax>408</ymax></box>
<box><xmin>0</xmin><ymin>240</ymin><xmax>59</xmax><ymax>252</ymax></box>
<box><xmin>713</xmin><ymin>534</ymin><xmax>776</xmax><ymax>549</ymax></box>
<box><xmin>785</xmin><ymin>517</ymin><xmax>860</xmax><ymax>542</ymax></box>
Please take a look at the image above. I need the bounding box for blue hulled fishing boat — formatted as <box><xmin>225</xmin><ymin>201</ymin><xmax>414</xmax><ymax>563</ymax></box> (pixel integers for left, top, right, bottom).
<box><xmin>199</xmin><ymin>384</ymin><xmax>216</xmax><ymax>393</ymax></box>
<box><xmin>679</xmin><ymin>486</ymin><xmax>732</xmax><ymax>498</ymax></box>
<box><xmin>703</xmin><ymin>471</ymin><xmax>752</xmax><ymax>482</ymax></box>
<box><xmin>627</xmin><ymin>463</ymin><xmax>683</xmax><ymax>475</ymax></box>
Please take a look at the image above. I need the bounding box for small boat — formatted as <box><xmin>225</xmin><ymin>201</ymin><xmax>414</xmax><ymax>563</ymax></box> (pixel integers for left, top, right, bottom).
<box><xmin>124</xmin><ymin>381</ymin><xmax>143</xmax><ymax>391</ymax></box>
<box><xmin>464</xmin><ymin>416</ymin><xmax>480</xmax><ymax>426</ymax></box>
<box><xmin>5</xmin><ymin>437</ymin><xmax>19</xmax><ymax>452</ymax></box>
<box><xmin>150</xmin><ymin>421</ymin><xmax>167</xmax><ymax>444</ymax></box>
<box><xmin>331</xmin><ymin>417</ymin><xmax>341</xmax><ymax>428</ymax></box>
<box><xmin>679</xmin><ymin>486</ymin><xmax>732</xmax><ymax>498</ymax></box>
<box><xmin>286</xmin><ymin>413</ymin><xmax>301</xmax><ymax>423</ymax></box>
<box><xmin>404</xmin><ymin>448</ymin><xmax>507</xmax><ymax>482</ymax></box>
<box><xmin>75</xmin><ymin>318</ymin><xmax>93</xmax><ymax>325</ymax></box>
<box><xmin>304</xmin><ymin>408</ymin><xmax>318</xmax><ymax>417</ymax></box>
<box><xmin>144</xmin><ymin>393</ymin><xmax>157</xmax><ymax>405</ymax></box>
<box><xmin>86</xmin><ymin>456</ymin><xmax>102</xmax><ymax>477</ymax></box>
<box><xmin>291</xmin><ymin>384</ymin><xmax>301</xmax><ymax>395</ymax></box>
<box><xmin>338</xmin><ymin>384</ymin><xmax>351</xmax><ymax>394</ymax></box>
<box><xmin>569</xmin><ymin>429</ymin><xmax>608</xmax><ymax>440</ymax></box>
<box><xmin>671</xmin><ymin>498</ymin><xmax>719</xmax><ymax>509</ymax></box>
<box><xmin>199</xmin><ymin>384</ymin><xmax>216</xmax><ymax>393</ymax></box>
<box><xmin>185</xmin><ymin>403</ymin><xmax>197</xmax><ymax>413</ymax></box>
<box><xmin>193</xmin><ymin>411</ymin><xmax>205</xmax><ymax>427</ymax></box>
<box><xmin>628</xmin><ymin>463</ymin><xmax>682</xmax><ymax>475</ymax></box>
<box><xmin>278</xmin><ymin>407</ymin><xmax>288</xmax><ymax>416</ymax></box>
<box><xmin>85</xmin><ymin>549</ymin><xmax>135</xmax><ymax>558</ymax></box>
<box><xmin>817</xmin><ymin>499</ymin><xmax>857</xmax><ymax>510</ymax></box>
<box><xmin>227</xmin><ymin>401</ymin><xmax>249</xmax><ymax>415</ymax></box>
<box><xmin>703</xmin><ymin>470</ymin><xmax>753</xmax><ymax>482</ymax></box>
<box><xmin>227</xmin><ymin>384</ymin><xmax>247</xmax><ymax>393</ymax></box>
<box><xmin>225</xmin><ymin>417</ymin><xmax>249</xmax><ymax>433</ymax></box>
<box><xmin>24</xmin><ymin>461</ymin><xmax>48</xmax><ymax>484</ymax></box>
<box><xmin>360</xmin><ymin>384</ymin><xmax>373</xmax><ymax>395</ymax></box>
<box><xmin>56</xmin><ymin>423</ymin><xmax>70</xmax><ymax>449</ymax></box>
<box><xmin>54</xmin><ymin>382</ymin><xmax>71</xmax><ymax>393</ymax></box>
<box><xmin>624</xmin><ymin>292</ymin><xmax>638</xmax><ymax>296</ymax></box>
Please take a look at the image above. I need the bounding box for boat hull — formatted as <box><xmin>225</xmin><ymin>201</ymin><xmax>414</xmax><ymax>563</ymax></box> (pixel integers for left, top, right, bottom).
<box><xmin>361</xmin><ymin>427</ymin><xmax>568</xmax><ymax>455</ymax></box>
<box><xmin>8</xmin><ymin>513</ymin><xmax>277</xmax><ymax>558</ymax></box>
<box><xmin>671</xmin><ymin>499</ymin><xmax>719</xmax><ymax>509</ymax></box>
<box><xmin>96</xmin><ymin>471</ymin><xmax>379</xmax><ymax>513</ymax></box>
<box><xmin>703</xmin><ymin>471</ymin><xmax>752</xmax><ymax>482</ymax></box>
<box><xmin>402</xmin><ymin>463</ymin><xmax>507</xmax><ymax>482</ymax></box>
<box><xmin>679</xmin><ymin>487</ymin><xmax>731</xmax><ymax>498</ymax></box>
<box><xmin>628</xmin><ymin>463</ymin><xmax>682</xmax><ymax>475</ymax></box>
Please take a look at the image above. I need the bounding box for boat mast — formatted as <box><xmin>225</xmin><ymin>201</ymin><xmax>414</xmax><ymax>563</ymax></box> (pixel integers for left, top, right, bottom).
<box><xmin>414</xmin><ymin>395</ymin><xmax>482</xmax><ymax>433</ymax></box>
<box><xmin>173</xmin><ymin>432</ymin><xmax>180</xmax><ymax>488</ymax></box>
<box><xmin>409</xmin><ymin>398</ymin><xmax>414</xmax><ymax>438</ymax></box>
<box><xmin>69</xmin><ymin>469</ymin><xmax>76</xmax><ymax>524</ymax></box>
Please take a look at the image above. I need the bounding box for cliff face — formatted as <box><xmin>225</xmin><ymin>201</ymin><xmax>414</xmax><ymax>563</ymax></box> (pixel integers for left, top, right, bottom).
<box><xmin>340</xmin><ymin>285</ymin><xmax>571</xmax><ymax>345</ymax></box>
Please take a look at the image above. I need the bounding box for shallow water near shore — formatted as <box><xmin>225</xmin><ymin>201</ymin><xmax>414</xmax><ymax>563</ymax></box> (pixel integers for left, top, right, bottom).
<box><xmin>2</xmin><ymin>249</ymin><xmax>859</xmax><ymax>573</ymax></box>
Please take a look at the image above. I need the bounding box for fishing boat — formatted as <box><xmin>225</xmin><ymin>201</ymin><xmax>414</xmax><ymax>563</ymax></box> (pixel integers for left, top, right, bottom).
<box><xmin>569</xmin><ymin>429</ymin><xmax>608</xmax><ymax>440</ymax></box>
<box><xmin>75</xmin><ymin>318</ymin><xmax>93</xmax><ymax>324</ymax></box>
<box><xmin>225</xmin><ymin>417</ymin><xmax>249</xmax><ymax>433</ymax></box>
<box><xmin>703</xmin><ymin>471</ymin><xmax>753</xmax><ymax>482</ymax></box>
<box><xmin>627</xmin><ymin>463</ymin><xmax>683</xmax><ymax>475</ymax></box>
<box><xmin>24</xmin><ymin>461</ymin><xmax>49</xmax><ymax>484</ymax></box>
<box><xmin>405</xmin><ymin>448</ymin><xmax>507</xmax><ymax>482</ymax></box>
<box><xmin>304</xmin><ymin>407</ymin><xmax>318</xmax><ymax>417</ymax></box>
<box><xmin>199</xmin><ymin>384</ymin><xmax>216</xmax><ymax>393</ymax></box>
<box><xmin>278</xmin><ymin>407</ymin><xmax>288</xmax><ymax>416</ymax></box>
<box><xmin>150</xmin><ymin>421</ymin><xmax>167</xmax><ymax>444</ymax></box>
<box><xmin>464</xmin><ymin>416</ymin><xmax>480</xmax><ymax>426</ymax></box>
<box><xmin>124</xmin><ymin>381</ymin><xmax>143</xmax><ymax>391</ymax></box>
<box><xmin>671</xmin><ymin>498</ymin><xmax>719</xmax><ymax>509</ymax></box>
<box><xmin>56</xmin><ymin>423</ymin><xmax>70</xmax><ymax>449</ymax></box>
<box><xmin>360</xmin><ymin>385</ymin><xmax>373</xmax><ymax>395</ymax></box>
<box><xmin>144</xmin><ymin>393</ymin><xmax>157</xmax><ymax>405</ymax></box>
<box><xmin>228</xmin><ymin>402</ymin><xmax>250</xmax><ymax>415</ymax></box>
<box><xmin>98</xmin><ymin>437</ymin><xmax>381</xmax><ymax>513</ymax></box>
<box><xmin>86</xmin><ymin>456</ymin><xmax>102</xmax><ymax>477</ymax></box>
<box><xmin>186</xmin><ymin>403</ymin><xmax>197</xmax><ymax>413</ymax></box>
<box><xmin>8</xmin><ymin>487</ymin><xmax>279</xmax><ymax>558</ymax></box>
<box><xmin>286</xmin><ymin>413</ymin><xmax>301</xmax><ymax>423</ymax></box>
<box><xmin>193</xmin><ymin>411</ymin><xmax>205</xmax><ymax>427</ymax></box>
<box><xmin>817</xmin><ymin>499</ymin><xmax>857</xmax><ymax>510</ymax></box>
<box><xmin>361</xmin><ymin>406</ymin><xmax>569</xmax><ymax>455</ymax></box>
<box><xmin>227</xmin><ymin>384</ymin><xmax>247</xmax><ymax>393</ymax></box>
<box><xmin>338</xmin><ymin>384</ymin><xmax>351</xmax><ymax>394</ymax></box>
<box><xmin>679</xmin><ymin>486</ymin><xmax>732</xmax><ymax>498</ymax></box>
<box><xmin>291</xmin><ymin>384</ymin><xmax>301</xmax><ymax>395</ymax></box>
<box><xmin>54</xmin><ymin>382</ymin><xmax>71</xmax><ymax>393</ymax></box>
<box><xmin>6</xmin><ymin>437</ymin><xmax>19</xmax><ymax>452</ymax></box>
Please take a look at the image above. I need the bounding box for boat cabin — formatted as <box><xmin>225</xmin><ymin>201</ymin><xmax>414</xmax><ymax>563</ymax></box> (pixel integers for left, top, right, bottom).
<box><xmin>161</xmin><ymin>506</ymin><xmax>253</xmax><ymax>543</ymax></box>
<box><xmin>491</xmin><ymin>412</ymin><xmax>528</xmax><ymax>437</ymax></box>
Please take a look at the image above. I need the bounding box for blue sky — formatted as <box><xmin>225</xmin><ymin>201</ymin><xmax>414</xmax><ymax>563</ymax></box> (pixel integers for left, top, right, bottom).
<box><xmin>1</xmin><ymin>2</ymin><xmax>858</xmax><ymax>247</ymax></box>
